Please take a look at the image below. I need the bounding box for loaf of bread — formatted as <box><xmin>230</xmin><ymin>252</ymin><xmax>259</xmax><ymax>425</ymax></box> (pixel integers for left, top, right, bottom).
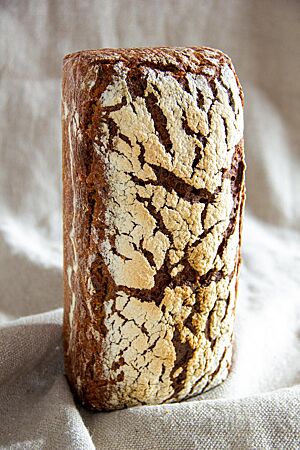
<box><xmin>62</xmin><ymin>46</ymin><xmax>245</xmax><ymax>411</ymax></box>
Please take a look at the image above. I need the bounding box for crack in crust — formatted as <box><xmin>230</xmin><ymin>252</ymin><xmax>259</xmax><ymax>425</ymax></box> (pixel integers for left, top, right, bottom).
<box><xmin>62</xmin><ymin>46</ymin><xmax>245</xmax><ymax>410</ymax></box>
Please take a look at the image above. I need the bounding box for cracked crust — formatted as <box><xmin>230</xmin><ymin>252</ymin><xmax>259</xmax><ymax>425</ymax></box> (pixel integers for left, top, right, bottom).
<box><xmin>62</xmin><ymin>46</ymin><xmax>246</xmax><ymax>410</ymax></box>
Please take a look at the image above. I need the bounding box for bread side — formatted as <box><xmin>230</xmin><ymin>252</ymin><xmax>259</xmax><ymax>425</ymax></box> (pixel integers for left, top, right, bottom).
<box><xmin>62</xmin><ymin>47</ymin><xmax>245</xmax><ymax>410</ymax></box>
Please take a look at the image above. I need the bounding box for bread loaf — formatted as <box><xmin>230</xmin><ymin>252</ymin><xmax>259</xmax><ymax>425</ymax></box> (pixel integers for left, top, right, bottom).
<box><xmin>62</xmin><ymin>47</ymin><xmax>245</xmax><ymax>410</ymax></box>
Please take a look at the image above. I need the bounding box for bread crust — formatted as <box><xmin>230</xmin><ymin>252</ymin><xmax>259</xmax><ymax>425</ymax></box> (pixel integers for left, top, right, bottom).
<box><xmin>62</xmin><ymin>46</ymin><xmax>245</xmax><ymax>410</ymax></box>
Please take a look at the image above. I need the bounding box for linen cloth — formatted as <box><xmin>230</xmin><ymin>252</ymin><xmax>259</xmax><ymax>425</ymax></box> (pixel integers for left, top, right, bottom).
<box><xmin>0</xmin><ymin>0</ymin><xmax>300</xmax><ymax>448</ymax></box>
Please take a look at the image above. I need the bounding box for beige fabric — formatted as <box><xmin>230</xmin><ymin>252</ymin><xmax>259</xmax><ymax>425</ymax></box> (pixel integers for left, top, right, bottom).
<box><xmin>0</xmin><ymin>0</ymin><xmax>299</xmax><ymax>448</ymax></box>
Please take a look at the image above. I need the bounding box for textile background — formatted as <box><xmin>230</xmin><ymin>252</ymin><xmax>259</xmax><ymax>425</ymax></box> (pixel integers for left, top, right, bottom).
<box><xmin>0</xmin><ymin>1</ymin><xmax>299</xmax><ymax>448</ymax></box>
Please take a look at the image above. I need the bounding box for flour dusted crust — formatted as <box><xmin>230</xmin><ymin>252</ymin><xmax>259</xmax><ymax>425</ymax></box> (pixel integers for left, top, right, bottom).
<box><xmin>62</xmin><ymin>47</ymin><xmax>245</xmax><ymax>410</ymax></box>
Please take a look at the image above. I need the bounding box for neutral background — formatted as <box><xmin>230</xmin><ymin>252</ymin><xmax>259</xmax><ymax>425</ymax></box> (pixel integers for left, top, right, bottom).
<box><xmin>0</xmin><ymin>1</ymin><xmax>300</xmax><ymax>449</ymax></box>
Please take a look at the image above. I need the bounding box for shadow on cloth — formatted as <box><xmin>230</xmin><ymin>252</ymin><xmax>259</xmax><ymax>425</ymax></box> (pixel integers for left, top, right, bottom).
<box><xmin>0</xmin><ymin>235</ymin><xmax>63</xmax><ymax>321</ymax></box>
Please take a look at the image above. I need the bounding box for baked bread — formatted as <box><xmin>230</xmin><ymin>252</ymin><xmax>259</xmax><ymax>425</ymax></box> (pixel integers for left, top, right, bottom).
<box><xmin>62</xmin><ymin>46</ymin><xmax>245</xmax><ymax>410</ymax></box>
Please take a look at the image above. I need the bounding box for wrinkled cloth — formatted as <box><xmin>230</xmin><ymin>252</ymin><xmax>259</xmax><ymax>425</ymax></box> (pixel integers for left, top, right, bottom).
<box><xmin>0</xmin><ymin>0</ymin><xmax>300</xmax><ymax>449</ymax></box>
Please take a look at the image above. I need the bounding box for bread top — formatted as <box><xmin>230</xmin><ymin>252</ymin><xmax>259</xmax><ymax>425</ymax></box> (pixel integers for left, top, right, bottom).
<box><xmin>63</xmin><ymin>46</ymin><xmax>243</xmax><ymax>103</ymax></box>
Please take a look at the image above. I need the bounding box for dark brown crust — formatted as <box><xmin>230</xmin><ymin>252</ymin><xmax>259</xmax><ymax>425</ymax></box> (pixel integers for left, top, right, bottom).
<box><xmin>62</xmin><ymin>57</ymin><xmax>116</xmax><ymax>409</ymax></box>
<box><xmin>62</xmin><ymin>46</ymin><xmax>245</xmax><ymax>411</ymax></box>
